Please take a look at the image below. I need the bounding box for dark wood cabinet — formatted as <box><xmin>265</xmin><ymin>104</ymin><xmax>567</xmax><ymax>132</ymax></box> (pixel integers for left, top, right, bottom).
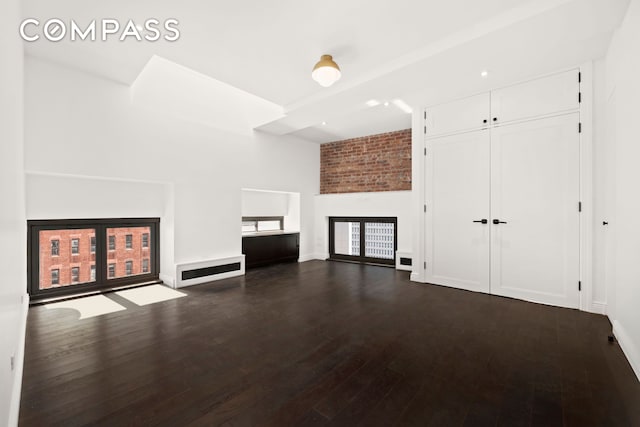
<box><xmin>242</xmin><ymin>232</ymin><xmax>299</xmax><ymax>269</ymax></box>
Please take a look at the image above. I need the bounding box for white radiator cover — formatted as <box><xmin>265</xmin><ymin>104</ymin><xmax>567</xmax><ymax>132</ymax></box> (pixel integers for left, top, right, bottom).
<box><xmin>175</xmin><ymin>255</ymin><xmax>245</xmax><ymax>288</ymax></box>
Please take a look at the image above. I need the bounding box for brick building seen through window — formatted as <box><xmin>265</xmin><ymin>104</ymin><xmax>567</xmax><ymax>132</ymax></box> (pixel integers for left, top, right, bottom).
<box><xmin>39</xmin><ymin>227</ymin><xmax>151</xmax><ymax>289</ymax></box>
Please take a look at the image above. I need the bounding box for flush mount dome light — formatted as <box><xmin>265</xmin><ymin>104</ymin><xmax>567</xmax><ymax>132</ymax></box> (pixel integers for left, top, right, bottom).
<box><xmin>312</xmin><ymin>55</ymin><xmax>341</xmax><ymax>87</ymax></box>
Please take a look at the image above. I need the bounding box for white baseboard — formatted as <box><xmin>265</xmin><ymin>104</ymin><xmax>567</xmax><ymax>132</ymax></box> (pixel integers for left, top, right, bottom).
<box><xmin>159</xmin><ymin>273</ymin><xmax>175</xmax><ymax>288</ymax></box>
<box><xmin>298</xmin><ymin>254</ymin><xmax>316</xmax><ymax>262</ymax></box>
<box><xmin>590</xmin><ymin>301</ymin><xmax>607</xmax><ymax>315</ymax></box>
<box><xmin>613</xmin><ymin>320</ymin><xmax>640</xmax><ymax>383</ymax></box>
<box><xmin>312</xmin><ymin>253</ymin><xmax>328</xmax><ymax>261</ymax></box>
<box><xmin>410</xmin><ymin>272</ymin><xmax>424</xmax><ymax>282</ymax></box>
<box><xmin>9</xmin><ymin>293</ymin><xmax>29</xmax><ymax>427</ymax></box>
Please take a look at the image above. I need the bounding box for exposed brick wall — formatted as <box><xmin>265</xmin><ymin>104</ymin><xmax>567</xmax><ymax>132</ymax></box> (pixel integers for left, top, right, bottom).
<box><xmin>320</xmin><ymin>129</ymin><xmax>411</xmax><ymax>194</ymax></box>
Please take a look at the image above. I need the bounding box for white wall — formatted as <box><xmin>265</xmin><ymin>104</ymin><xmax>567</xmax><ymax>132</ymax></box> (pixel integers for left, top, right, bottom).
<box><xmin>24</xmin><ymin>57</ymin><xmax>320</xmax><ymax>284</ymax></box>
<box><xmin>241</xmin><ymin>189</ymin><xmax>301</xmax><ymax>234</ymax></box>
<box><xmin>314</xmin><ymin>191</ymin><xmax>412</xmax><ymax>260</ymax></box>
<box><xmin>0</xmin><ymin>0</ymin><xmax>27</xmax><ymax>424</ymax></box>
<box><xmin>605</xmin><ymin>0</ymin><xmax>640</xmax><ymax>381</ymax></box>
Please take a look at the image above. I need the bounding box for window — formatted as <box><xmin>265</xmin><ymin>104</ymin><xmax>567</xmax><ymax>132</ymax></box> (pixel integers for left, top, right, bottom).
<box><xmin>28</xmin><ymin>218</ymin><xmax>159</xmax><ymax>300</ymax></box>
<box><xmin>71</xmin><ymin>238</ymin><xmax>80</xmax><ymax>255</ymax></box>
<box><xmin>142</xmin><ymin>233</ymin><xmax>149</xmax><ymax>249</ymax></box>
<box><xmin>241</xmin><ymin>217</ymin><xmax>284</xmax><ymax>234</ymax></box>
<box><xmin>51</xmin><ymin>239</ymin><xmax>59</xmax><ymax>256</ymax></box>
<box><xmin>106</xmin><ymin>226</ymin><xmax>152</xmax><ymax>280</ymax></box>
<box><xmin>329</xmin><ymin>217</ymin><xmax>397</xmax><ymax>266</ymax></box>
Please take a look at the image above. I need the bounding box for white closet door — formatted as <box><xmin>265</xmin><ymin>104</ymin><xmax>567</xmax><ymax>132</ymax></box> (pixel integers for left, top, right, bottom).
<box><xmin>425</xmin><ymin>93</ymin><xmax>490</xmax><ymax>137</ymax></box>
<box><xmin>426</xmin><ymin>130</ymin><xmax>490</xmax><ymax>293</ymax></box>
<box><xmin>490</xmin><ymin>113</ymin><xmax>580</xmax><ymax>308</ymax></box>
<box><xmin>490</xmin><ymin>69</ymin><xmax>579</xmax><ymax>125</ymax></box>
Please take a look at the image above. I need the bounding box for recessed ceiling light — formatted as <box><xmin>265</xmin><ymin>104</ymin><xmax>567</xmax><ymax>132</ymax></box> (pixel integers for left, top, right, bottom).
<box><xmin>383</xmin><ymin>101</ymin><xmax>389</xmax><ymax>107</ymax></box>
<box><xmin>365</xmin><ymin>99</ymin><xmax>380</xmax><ymax>107</ymax></box>
<box><xmin>321</xmin><ymin>121</ymin><xmax>327</xmax><ymax>126</ymax></box>
<box><xmin>481</xmin><ymin>70</ymin><xmax>489</xmax><ymax>78</ymax></box>
<box><xmin>392</xmin><ymin>99</ymin><xmax>413</xmax><ymax>114</ymax></box>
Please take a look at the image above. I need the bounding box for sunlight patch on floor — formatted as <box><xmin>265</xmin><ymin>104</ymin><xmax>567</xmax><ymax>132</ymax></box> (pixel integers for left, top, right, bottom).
<box><xmin>115</xmin><ymin>284</ymin><xmax>187</xmax><ymax>306</ymax></box>
<box><xmin>45</xmin><ymin>295</ymin><xmax>126</xmax><ymax>319</ymax></box>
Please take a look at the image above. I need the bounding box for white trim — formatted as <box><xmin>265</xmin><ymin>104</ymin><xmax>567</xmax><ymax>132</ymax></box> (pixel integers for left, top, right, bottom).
<box><xmin>312</xmin><ymin>253</ymin><xmax>329</xmax><ymax>261</ymax></box>
<box><xmin>590</xmin><ymin>302</ymin><xmax>607</xmax><ymax>315</ymax></box>
<box><xmin>159</xmin><ymin>273</ymin><xmax>175</xmax><ymax>287</ymax></box>
<box><xmin>175</xmin><ymin>256</ymin><xmax>245</xmax><ymax>288</ymax></box>
<box><xmin>411</xmin><ymin>109</ymin><xmax>426</xmax><ymax>283</ymax></box>
<box><xmin>9</xmin><ymin>293</ymin><xmax>29</xmax><ymax>427</ymax></box>
<box><xmin>297</xmin><ymin>254</ymin><xmax>316</xmax><ymax>262</ymax></box>
<box><xmin>579</xmin><ymin>61</ymin><xmax>594</xmax><ymax>313</ymax></box>
<box><xmin>613</xmin><ymin>320</ymin><xmax>640</xmax><ymax>383</ymax></box>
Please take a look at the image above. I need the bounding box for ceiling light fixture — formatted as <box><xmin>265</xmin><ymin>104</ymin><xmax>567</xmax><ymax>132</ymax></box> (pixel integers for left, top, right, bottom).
<box><xmin>383</xmin><ymin>101</ymin><xmax>390</xmax><ymax>107</ymax></box>
<box><xmin>312</xmin><ymin>55</ymin><xmax>341</xmax><ymax>87</ymax></box>
<box><xmin>321</xmin><ymin>121</ymin><xmax>327</xmax><ymax>126</ymax></box>
<box><xmin>481</xmin><ymin>70</ymin><xmax>489</xmax><ymax>78</ymax></box>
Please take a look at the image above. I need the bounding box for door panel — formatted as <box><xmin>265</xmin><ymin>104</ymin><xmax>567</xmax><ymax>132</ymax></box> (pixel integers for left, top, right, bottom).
<box><xmin>491</xmin><ymin>69</ymin><xmax>579</xmax><ymax>125</ymax></box>
<box><xmin>426</xmin><ymin>130</ymin><xmax>490</xmax><ymax>293</ymax></box>
<box><xmin>490</xmin><ymin>114</ymin><xmax>580</xmax><ymax>308</ymax></box>
<box><xmin>426</xmin><ymin>93</ymin><xmax>490</xmax><ymax>137</ymax></box>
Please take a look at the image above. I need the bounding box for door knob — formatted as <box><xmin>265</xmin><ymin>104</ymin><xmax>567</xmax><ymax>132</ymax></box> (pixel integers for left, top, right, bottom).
<box><xmin>493</xmin><ymin>219</ymin><xmax>507</xmax><ymax>224</ymax></box>
<box><xmin>473</xmin><ymin>219</ymin><xmax>488</xmax><ymax>224</ymax></box>
<box><xmin>603</xmin><ymin>221</ymin><xmax>609</xmax><ymax>225</ymax></box>
<box><xmin>483</xmin><ymin>119</ymin><xmax>487</xmax><ymax>124</ymax></box>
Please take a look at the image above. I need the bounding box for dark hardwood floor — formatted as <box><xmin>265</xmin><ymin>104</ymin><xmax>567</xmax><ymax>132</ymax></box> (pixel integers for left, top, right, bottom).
<box><xmin>19</xmin><ymin>261</ymin><xmax>640</xmax><ymax>426</ymax></box>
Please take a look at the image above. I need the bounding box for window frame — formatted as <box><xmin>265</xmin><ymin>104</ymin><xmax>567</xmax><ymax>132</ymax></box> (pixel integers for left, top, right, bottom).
<box><xmin>27</xmin><ymin>218</ymin><xmax>160</xmax><ymax>301</ymax></box>
<box><xmin>125</xmin><ymin>234</ymin><xmax>133</xmax><ymax>249</ymax></box>
<box><xmin>241</xmin><ymin>216</ymin><xmax>284</xmax><ymax>234</ymax></box>
<box><xmin>125</xmin><ymin>260</ymin><xmax>133</xmax><ymax>276</ymax></box>
<box><xmin>71</xmin><ymin>238</ymin><xmax>80</xmax><ymax>255</ymax></box>
<box><xmin>328</xmin><ymin>217</ymin><xmax>397</xmax><ymax>266</ymax></box>
<box><xmin>51</xmin><ymin>239</ymin><xmax>59</xmax><ymax>257</ymax></box>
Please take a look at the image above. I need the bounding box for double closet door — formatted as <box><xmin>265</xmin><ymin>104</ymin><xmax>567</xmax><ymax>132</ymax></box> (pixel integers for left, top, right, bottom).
<box><xmin>425</xmin><ymin>69</ymin><xmax>581</xmax><ymax>309</ymax></box>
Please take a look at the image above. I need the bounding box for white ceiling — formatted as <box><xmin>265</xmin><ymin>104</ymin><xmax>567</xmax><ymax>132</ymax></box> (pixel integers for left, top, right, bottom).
<box><xmin>23</xmin><ymin>0</ymin><xmax>630</xmax><ymax>143</ymax></box>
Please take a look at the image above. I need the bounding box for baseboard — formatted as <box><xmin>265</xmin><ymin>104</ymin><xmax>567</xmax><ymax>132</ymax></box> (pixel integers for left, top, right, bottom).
<box><xmin>410</xmin><ymin>272</ymin><xmax>424</xmax><ymax>282</ymax></box>
<box><xmin>590</xmin><ymin>301</ymin><xmax>607</xmax><ymax>315</ymax></box>
<box><xmin>9</xmin><ymin>293</ymin><xmax>29</xmax><ymax>427</ymax></box>
<box><xmin>297</xmin><ymin>254</ymin><xmax>316</xmax><ymax>263</ymax></box>
<box><xmin>312</xmin><ymin>253</ymin><xmax>328</xmax><ymax>261</ymax></box>
<box><xmin>159</xmin><ymin>273</ymin><xmax>175</xmax><ymax>288</ymax></box>
<box><xmin>613</xmin><ymin>320</ymin><xmax>640</xmax><ymax>383</ymax></box>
